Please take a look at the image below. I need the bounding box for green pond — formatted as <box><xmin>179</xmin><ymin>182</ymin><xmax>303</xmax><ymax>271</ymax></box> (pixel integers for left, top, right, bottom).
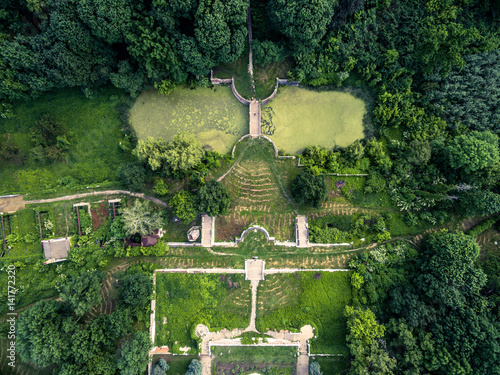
<box><xmin>263</xmin><ymin>87</ymin><xmax>366</xmax><ymax>154</ymax></box>
<box><xmin>130</xmin><ymin>86</ymin><xmax>248</xmax><ymax>153</ymax></box>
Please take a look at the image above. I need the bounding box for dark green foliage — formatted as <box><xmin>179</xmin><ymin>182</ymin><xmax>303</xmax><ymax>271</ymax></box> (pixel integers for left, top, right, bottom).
<box><xmin>185</xmin><ymin>359</ymin><xmax>202</xmax><ymax>375</ymax></box>
<box><xmin>458</xmin><ymin>189</ymin><xmax>500</xmax><ymax>217</ymax></box>
<box><xmin>467</xmin><ymin>217</ymin><xmax>498</xmax><ymax>237</ymax></box>
<box><xmin>428</xmin><ymin>51</ymin><xmax>500</xmax><ymax>134</ymax></box>
<box><xmin>122</xmin><ymin>273</ymin><xmax>153</xmax><ymax>309</ymax></box>
<box><xmin>268</xmin><ymin>0</ymin><xmax>336</xmax><ymax>56</ymax></box>
<box><xmin>197</xmin><ymin>180</ymin><xmax>231</xmax><ymax>216</ymax></box>
<box><xmin>117</xmin><ymin>331</ymin><xmax>151</xmax><ymax>375</ymax></box>
<box><xmin>169</xmin><ymin>190</ymin><xmax>198</xmax><ymax>224</ymax></box>
<box><xmin>116</xmin><ymin>162</ymin><xmax>146</xmax><ymax>191</ymax></box>
<box><xmin>16</xmin><ymin>300</ymin><xmax>73</xmax><ymax>367</ymax></box>
<box><xmin>152</xmin><ymin>358</ymin><xmax>169</xmax><ymax>375</ymax></box>
<box><xmin>29</xmin><ymin>113</ymin><xmax>69</xmax><ymax>164</ymax></box>
<box><xmin>59</xmin><ymin>270</ymin><xmax>103</xmax><ymax>316</ymax></box>
<box><xmin>447</xmin><ymin>131</ymin><xmax>499</xmax><ymax>174</ymax></box>
<box><xmin>290</xmin><ymin>170</ymin><xmax>327</xmax><ymax>208</ymax></box>
<box><xmin>253</xmin><ymin>40</ymin><xmax>285</xmax><ymax>66</ymax></box>
<box><xmin>350</xmin><ymin>233</ymin><xmax>500</xmax><ymax>375</ymax></box>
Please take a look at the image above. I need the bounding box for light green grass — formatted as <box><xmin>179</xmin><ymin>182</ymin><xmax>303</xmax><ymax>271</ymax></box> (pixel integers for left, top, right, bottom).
<box><xmin>0</xmin><ymin>88</ymin><xmax>134</xmax><ymax>196</ymax></box>
<box><xmin>129</xmin><ymin>86</ymin><xmax>248</xmax><ymax>153</ymax></box>
<box><xmin>155</xmin><ymin>273</ymin><xmax>251</xmax><ymax>351</ymax></box>
<box><xmin>256</xmin><ymin>272</ymin><xmax>352</xmax><ymax>355</ymax></box>
<box><xmin>264</xmin><ymin>87</ymin><xmax>366</xmax><ymax>154</ymax></box>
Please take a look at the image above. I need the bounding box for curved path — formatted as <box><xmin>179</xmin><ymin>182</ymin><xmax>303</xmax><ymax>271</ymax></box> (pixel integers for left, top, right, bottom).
<box><xmin>24</xmin><ymin>190</ymin><xmax>169</xmax><ymax>207</ymax></box>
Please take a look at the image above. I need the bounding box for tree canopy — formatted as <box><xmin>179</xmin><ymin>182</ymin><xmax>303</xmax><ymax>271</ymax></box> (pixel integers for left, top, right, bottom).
<box><xmin>197</xmin><ymin>180</ymin><xmax>231</xmax><ymax>216</ymax></box>
<box><xmin>120</xmin><ymin>199</ymin><xmax>164</xmax><ymax>237</ymax></box>
<box><xmin>59</xmin><ymin>270</ymin><xmax>103</xmax><ymax>316</ymax></box>
<box><xmin>290</xmin><ymin>170</ymin><xmax>327</xmax><ymax>208</ymax></box>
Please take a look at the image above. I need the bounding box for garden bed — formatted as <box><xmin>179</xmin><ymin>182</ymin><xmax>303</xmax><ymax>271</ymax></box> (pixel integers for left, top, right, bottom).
<box><xmin>211</xmin><ymin>346</ymin><xmax>297</xmax><ymax>375</ymax></box>
<box><xmin>155</xmin><ymin>273</ymin><xmax>251</xmax><ymax>351</ymax></box>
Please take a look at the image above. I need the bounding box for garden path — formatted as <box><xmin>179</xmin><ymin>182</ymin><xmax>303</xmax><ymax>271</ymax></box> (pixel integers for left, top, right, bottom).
<box><xmin>201</xmin><ymin>214</ymin><xmax>215</xmax><ymax>247</ymax></box>
<box><xmin>249</xmin><ymin>100</ymin><xmax>261</xmax><ymax>137</ymax></box>
<box><xmin>296</xmin><ymin>215</ymin><xmax>309</xmax><ymax>247</ymax></box>
<box><xmin>24</xmin><ymin>190</ymin><xmax>168</xmax><ymax>207</ymax></box>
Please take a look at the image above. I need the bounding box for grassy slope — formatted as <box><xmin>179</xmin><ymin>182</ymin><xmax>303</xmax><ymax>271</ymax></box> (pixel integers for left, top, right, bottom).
<box><xmin>264</xmin><ymin>87</ymin><xmax>366</xmax><ymax>155</ymax></box>
<box><xmin>0</xmin><ymin>88</ymin><xmax>134</xmax><ymax>196</ymax></box>
<box><xmin>129</xmin><ymin>86</ymin><xmax>248</xmax><ymax>154</ymax></box>
<box><xmin>256</xmin><ymin>272</ymin><xmax>352</xmax><ymax>355</ymax></box>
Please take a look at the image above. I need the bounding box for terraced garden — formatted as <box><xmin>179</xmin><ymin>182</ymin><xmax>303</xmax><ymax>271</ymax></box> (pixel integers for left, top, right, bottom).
<box><xmin>129</xmin><ymin>86</ymin><xmax>248</xmax><ymax>153</ymax></box>
<box><xmin>217</xmin><ymin>138</ymin><xmax>298</xmax><ymax>241</ymax></box>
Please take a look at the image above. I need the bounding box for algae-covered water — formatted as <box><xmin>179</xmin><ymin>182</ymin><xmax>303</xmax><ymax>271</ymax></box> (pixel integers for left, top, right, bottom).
<box><xmin>130</xmin><ymin>86</ymin><xmax>248</xmax><ymax>153</ymax></box>
<box><xmin>263</xmin><ymin>87</ymin><xmax>366</xmax><ymax>154</ymax></box>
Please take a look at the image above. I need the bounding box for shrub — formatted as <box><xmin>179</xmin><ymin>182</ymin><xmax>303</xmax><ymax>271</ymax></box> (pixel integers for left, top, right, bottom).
<box><xmin>117</xmin><ymin>162</ymin><xmax>146</xmax><ymax>191</ymax></box>
<box><xmin>153</xmin><ymin>179</ymin><xmax>169</xmax><ymax>196</ymax></box>
<box><xmin>468</xmin><ymin>218</ymin><xmax>498</xmax><ymax>237</ymax></box>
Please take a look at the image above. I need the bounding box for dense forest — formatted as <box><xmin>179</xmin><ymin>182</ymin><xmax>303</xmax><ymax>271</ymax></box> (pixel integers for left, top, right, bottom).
<box><xmin>1</xmin><ymin>0</ymin><xmax>500</xmax><ymax>374</ymax></box>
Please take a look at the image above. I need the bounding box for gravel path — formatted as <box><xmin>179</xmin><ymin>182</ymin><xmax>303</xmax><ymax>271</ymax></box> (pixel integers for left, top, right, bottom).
<box><xmin>25</xmin><ymin>190</ymin><xmax>168</xmax><ymax>207</ymax></box>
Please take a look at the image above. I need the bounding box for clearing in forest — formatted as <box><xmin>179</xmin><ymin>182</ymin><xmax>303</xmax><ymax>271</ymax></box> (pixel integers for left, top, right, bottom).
<box><xmin>263</xmin><ymin>87</ymin><xmax>366</xmax><ymax>154</ymax></box>
<box><xmin>129</xmin><ymin>86</ymin><xmax>248</xmax><ymax>154</ymax></box>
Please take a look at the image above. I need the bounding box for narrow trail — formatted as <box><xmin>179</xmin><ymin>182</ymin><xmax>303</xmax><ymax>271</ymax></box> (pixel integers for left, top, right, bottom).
<box><xmin>24</xmin><ymin>190</ymin><xmax>168</xmax><ymax>207</ymax></box>
<box><xmin>247</xmin><ymin>7</ymin><xmax>255</xmax><ymax>93</ymax></box>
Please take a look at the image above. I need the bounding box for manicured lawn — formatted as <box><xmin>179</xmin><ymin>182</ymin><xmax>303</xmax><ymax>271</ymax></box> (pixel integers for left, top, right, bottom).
<box><xmin>0</xmin><ymin>88</ymin><xmax>134</xmax><ymax>196</ymax></box>
<box><xmin>152</xmin><ymin>355</ymin><xmax>198</xmax><ymax>375</ymax></box>
<box><xmin>129</xmin><ymin>86</ymin><xmax>248</xmax><ymax>154</ymax></box>
<box><xmin>313</xmin><ymin>357</ymin><xmax>350</xmax><ymax>375</ymax></box>
<box><xmin>212</xmin><ymin>346</ymin><xmax>297</xmax><ymax>375</ymax></box>
<box><xmin>256</xmin><ymin>272</ymin><xmax>352</xmax><ymax>355</ymax></box>
<box><xmin>264</xmin><ymin>87</ymin><xmax>366</xmax><ymax>154</ymax></box>
<box><xmin>155</xmin><ymin>273</ymin><xmax>251</xmax><ymax>352</ymax></box>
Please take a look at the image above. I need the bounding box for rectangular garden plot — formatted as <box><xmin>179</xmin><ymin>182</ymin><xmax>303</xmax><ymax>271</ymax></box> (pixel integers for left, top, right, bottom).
<box><xmin>256</xmin><ymin>272</ymin><xmax>352</xmax><ymax>355</ymax></box>
<box><xmin>211</xmin><ymin>346</ymin><xmax>297</xmax><ymax>375</ymax></box>
<box><xmin>155</xmin><ymin>273</ymin><xmax>251</xmax><ymax>352</ymax></box>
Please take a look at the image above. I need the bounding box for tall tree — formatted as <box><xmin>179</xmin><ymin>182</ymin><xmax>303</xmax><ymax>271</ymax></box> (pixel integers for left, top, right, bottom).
<box><xmin>290</xmin><ymin>170</ymin><xmax>327</xmax><ymax>208</ymax></box>
<box><xmin>59</xmin><ymin>271</ymin><xmax>103</xmax><ymax>316</ymax></box>
<box><xmin>197</xmin><ymin>181</ymin><xmax>231</xmax><ymax>216</ymax></box>
<box><xmin>117</xmin><ymin>331</ymin><xmax>151</xmax><ymax>375</ymax></box>
<box><xmin>121</xmin><ymin>199</ymin><xmax>164</xmax><ymax>237</ymax></box>
<box><xmin>268</xmin><ymin>0</ymin><xmax>336</xmax><ymax>55</ymax></box>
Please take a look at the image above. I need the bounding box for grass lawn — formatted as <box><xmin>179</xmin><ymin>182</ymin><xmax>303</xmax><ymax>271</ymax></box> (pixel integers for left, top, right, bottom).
<box><xmin>0</xmin><ymin>88</ymin><xmax>134</xmax><ymax>196</ymax></box>
<box><xmin>129</xmin><ymin>86</ymin><xmax>248</xmax><ymax>154</ymax></box>
<box><xmin>312</xmin><ymin>357</ymin><xmax>350</xmax><ymax>375</ymax></box>
<box><xmin>155</xmin><ymin>273</ymin><xmax>251</xmax><ymax>352</ymax></box>
<box><xmin>264</xmin><ymin>87</ymin><xmax>366</xmax><ymax>154</ymax></box>
<box><xmin>256</xmin><ymin>272</ymin><xmax>352</xmax><ymax>355</ymax></box>
<box><xmin>212</xmin><ymin>346</ymin><xmax>297</xmax><ymax>375</ymax></box>
<box><xmin>152</xmin><ymin>355</ymin><xmax>198</xmax><ymax>375</ymax></box>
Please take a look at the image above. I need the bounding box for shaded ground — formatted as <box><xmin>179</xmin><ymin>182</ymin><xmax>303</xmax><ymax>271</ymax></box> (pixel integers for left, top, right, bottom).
<box><xmin>264</xmin><ymin>87</ymin><xmax>366</xmax><ymax>154</ymax></box>
<box><xmin>130</xmin><ymin>86</ymin><xmax>248</xmax><ymax>154</ymax></box>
